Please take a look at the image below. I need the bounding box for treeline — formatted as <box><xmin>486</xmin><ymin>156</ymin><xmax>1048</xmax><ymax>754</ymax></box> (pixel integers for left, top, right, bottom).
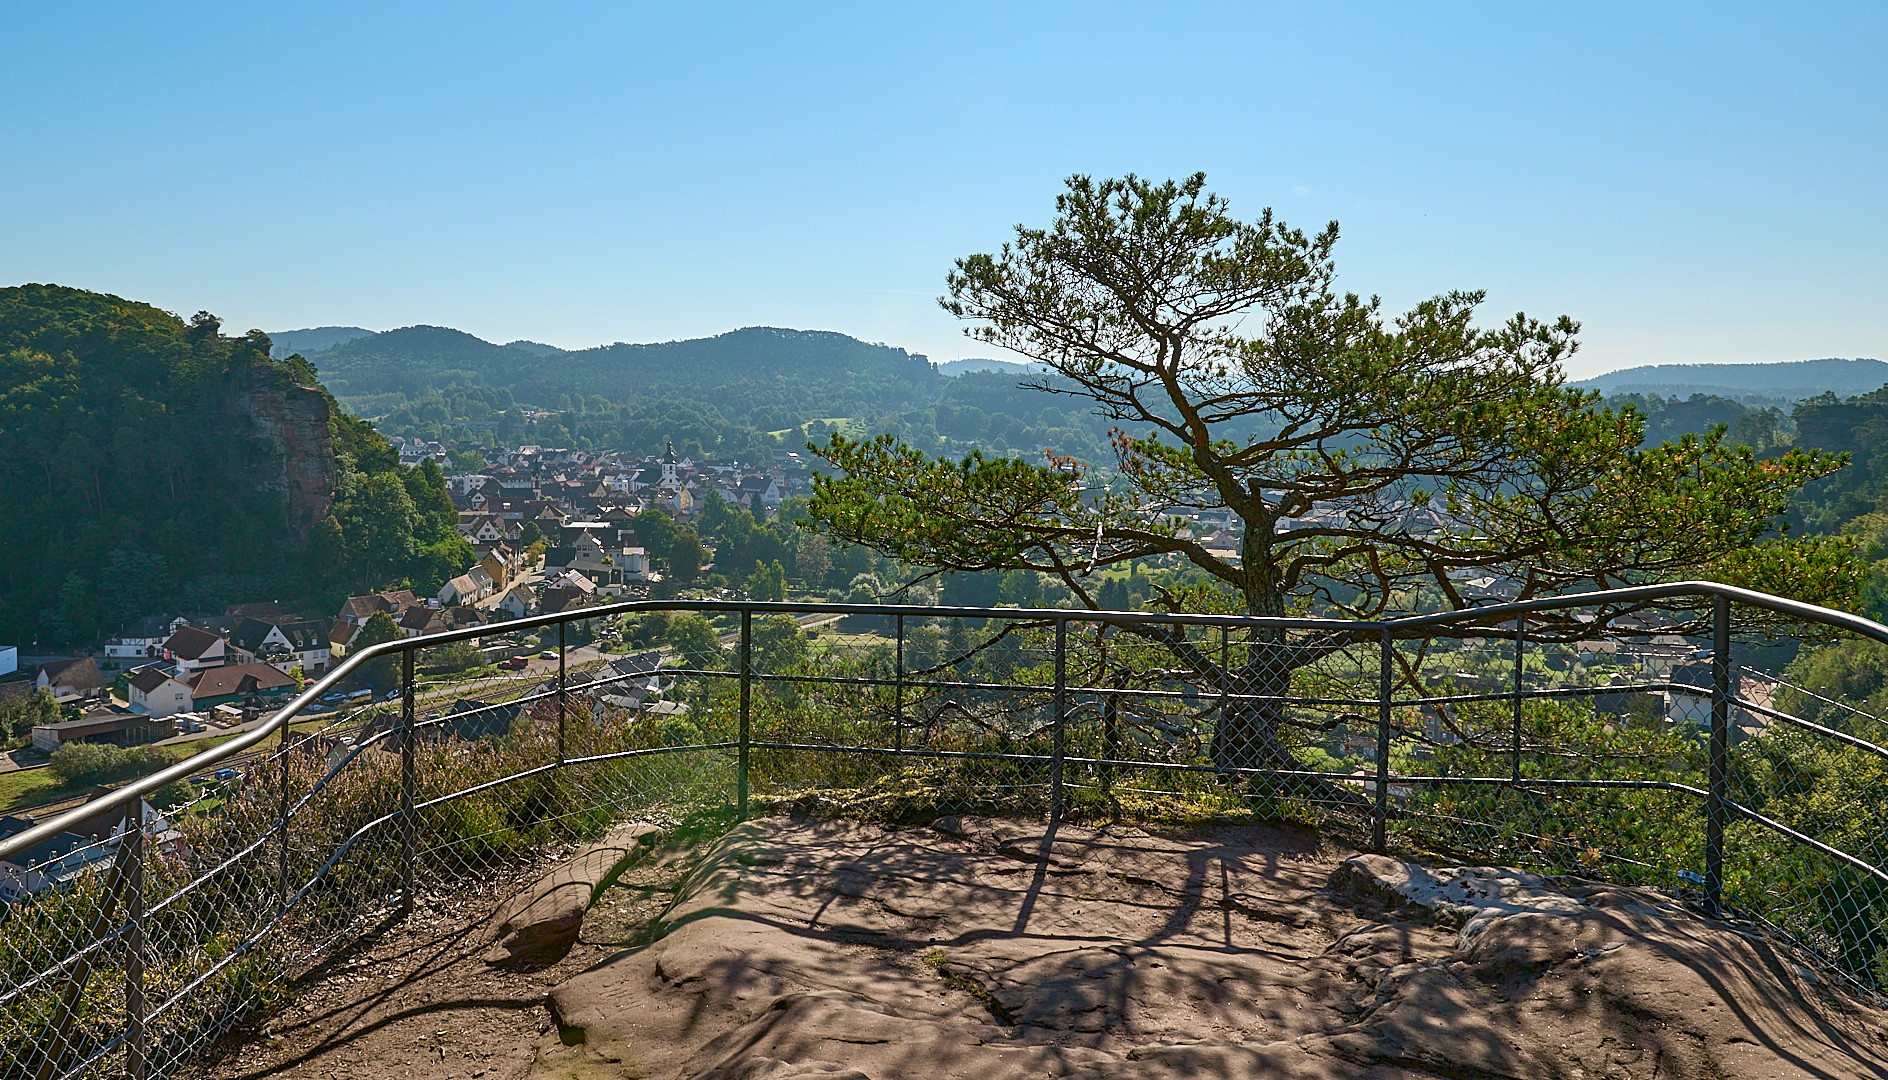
<box><xmin>1583</xmin><ymin>386</ymin><xmax>1888</xmax><ymax>621</ymax></box>
<box><xmin>369</xmin><ymin>368</ymin><xmax>1178</xmax><ymax>468</ymax></box>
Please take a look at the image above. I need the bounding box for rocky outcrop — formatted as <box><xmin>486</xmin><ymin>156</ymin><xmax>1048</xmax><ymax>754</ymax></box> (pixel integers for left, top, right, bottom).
<box><xmin>534</xmin><ymin>816</ymin><xmax>1888</xmax><ymax>1080</ymax></box>
<box><xmin>238</xmin><ymin>377</ymin><xmax>337</xmax><ymax>549</ymax></box>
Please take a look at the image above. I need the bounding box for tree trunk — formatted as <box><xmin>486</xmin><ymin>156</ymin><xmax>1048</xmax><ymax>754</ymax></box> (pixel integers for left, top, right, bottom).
<box><xmin>1212</xmin><ymin>542</ymin><xmax>1300</xmax><ymax>775</ymax></box>
<box><xmin>1210</xmin><ymin>632</ymin><xmax>1300</xmax><ymax>775</ymax></box>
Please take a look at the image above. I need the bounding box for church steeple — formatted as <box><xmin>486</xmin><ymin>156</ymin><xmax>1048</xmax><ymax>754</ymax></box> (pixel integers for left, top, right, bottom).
<box><xmin>661</xmin><ymin>439</ymin><xmax>680</xmax><ymax>487</ymax></box>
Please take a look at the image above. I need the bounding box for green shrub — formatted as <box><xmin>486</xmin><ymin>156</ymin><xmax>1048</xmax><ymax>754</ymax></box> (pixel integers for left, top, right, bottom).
<box><xmin>46</xmin><ymin>741</ymin><xmax>123</xmax><ymax>784</ymax></box>
<box><xmin>151</xmin><ymin>776</ymin><xmax>199</xmax><ymax>810</ymax></box>
<box><xmin>47</xmin><ymin>741</ymin><xmax>180</xmax><ymax>786</ymax></box>
<box><xmin>420</xmin><ymin>641</ymin><xmax>490</xmax><ymax>676</ymax></box>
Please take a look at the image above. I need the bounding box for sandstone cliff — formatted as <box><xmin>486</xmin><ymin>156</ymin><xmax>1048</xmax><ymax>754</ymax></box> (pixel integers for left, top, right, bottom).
<box><xmin>238</xmin><ymin>374</ymin><xmax>338</xmax><ymax>551</ymax></box>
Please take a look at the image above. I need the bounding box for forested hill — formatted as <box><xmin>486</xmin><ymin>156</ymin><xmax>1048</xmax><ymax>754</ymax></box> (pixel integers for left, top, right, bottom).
<box><xmin>311</xmin><ymin>325</ymin><xmax>940</xmax><ymax>430</ymax></box>
<box><xmin>0</xmin><ymin>285</ymin><xmax>329</xmax><ymax>638</ymax></box>
<box><xmin>1570</xmin><ymin>357</ymin><xmax>1888</xmax><ymax>402</ymax></box>
<box><xmin>295</xmin><ymin>324</ymin><xmax>1172</xmax><ymax>463</ymax></box>
<box><xmin>0</xmin><ymin>285</ymin><xmax>470</xmax><ymax>644</ymax></box>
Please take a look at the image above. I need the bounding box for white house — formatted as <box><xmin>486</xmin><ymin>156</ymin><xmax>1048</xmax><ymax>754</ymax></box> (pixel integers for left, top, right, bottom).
<box><xmin>229</xmin><ymin>618</ymin><xmax>295</xmax><ymax>666</ymax></box>
<box><xmin>466</xmin><ymin>564</ymin><xmax>495</xmax><ymax>597</ymax></box>
<box><xmin>439</xmin><ymin>574</ymin><xmax>482</xmax><ymax>607</ymax></box>
<box><xmin>495</xmin><ymin>585</ymin><xmax>536</xmax><ymax>619</ymax></box>
<box><xmin>276</xmin><ymin>621</ymin><xmax>334</xmax><ymax>674</ymax></box>
<box><xmin>0</xmin><ymin>831</ymin><xmax>117</xmax><ymax>903</ymax></box>
<box><xmin>35</xmin><ymin>658</ymin><xmax>105</xmax><ymax>702</ymax></box>
<box><xmin>458</xmin><ymin>514</ymin><xmax>511</xmax><ymax>544</ymax></box>
<box><xmin>127</xmin><ymin>665</ymin><xmax>194</xmax><ymax>717</ymax></box>
<box><xmin>104</xmin><ymin>615</ymin><xmax>186</xmax><ymax>662</ymax></box>
<box><xmin>0</xmin><ymin>802</ymin><xmax>181</xmax><ymax>902</ymax></box>
<box><xmin>162</xmin><ymin>626</ymin><xmax>228</xmax><ymax>675</ymax></box>
<box><xmin>619</xmin><ymin>547</ymin><xmax>651</xmax><ymax>580</ymax></box>
<box><xmin>735</xmin><ymin>474</ymin><xmax>784</xmax><ymax>512</ymax></box>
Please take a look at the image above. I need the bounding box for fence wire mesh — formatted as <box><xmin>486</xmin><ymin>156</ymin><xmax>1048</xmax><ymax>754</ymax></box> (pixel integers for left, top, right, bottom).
<box><xmin>0</xmin><ymin>592</ymin><xmax>1884</xmax><ymax>1080</ymax></box>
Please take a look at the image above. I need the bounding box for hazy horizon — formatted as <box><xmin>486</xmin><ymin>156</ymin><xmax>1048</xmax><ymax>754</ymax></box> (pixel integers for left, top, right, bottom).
<box><xmin>262</xmin><ymin>321</ymin><xmax>1877</xmax><ymax>383</ymax></box>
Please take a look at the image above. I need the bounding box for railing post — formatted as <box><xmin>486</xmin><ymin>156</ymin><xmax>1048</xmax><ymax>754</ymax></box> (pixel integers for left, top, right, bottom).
<box><xmin>31</xmin><ymin>817</ymin><xmax>137</xmax><ymax>1080</ymax></box>
<box><xmin>1374</xmin><ymin>628</ymin><xmax>1392</xmax><ymax>854</ymax></box>
<box><xmin>1513</xmin><ymin>614</ymin><xmax>1526</xmax><ymax>784</ymax></box>
<box><xmin>277</xmin><ymin>738</ymin><xmax>293</xmax><ymax>911</ymax></box>
<box><xmin>399</xmin><ymin>646</ymin><xmax>416</xmax><ymax>917</ymax></box>
<box><xmin>1050</xmin><ymin>618</ymin><xmax>1067</xmax><ymax>824</ymax></box>
<box><xmin>557</xmin><ymin>620</ymin><xmax>567</xmax><ymax>766</ymax></box>
<box><xmin>1218</xmin><ymin>627</ymin><xmax>1230</xmax><ymax>737</ymax></box>
<box><xmin>1101</xmin><ymin>667</ymin><xmax>1123</xmax><ymax>799</ymax></box>
<box><xmin>894</xmin><ymin>614</ymin><xmax>905</xmax><ymax>753</ymax></box>
<box><xmin>738</xmin><ymin>609</ymin><xmax>752</xmax><ymax>820</ymax></box>
<box><xmin>123</xmin><ymin>811</ymin><xmax>146</xmax><ymax>1080</ymax></box>
<box><xmin>1706</xmin><ymin>593</ymin><xmax>1730</xmax><ymax>915</ymax></box>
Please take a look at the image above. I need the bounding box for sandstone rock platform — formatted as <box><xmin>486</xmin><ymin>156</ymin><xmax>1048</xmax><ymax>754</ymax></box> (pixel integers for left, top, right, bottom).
<box><xmin>536</xmin><ymin>815</ymin><xmax>1888</xmax><ymax>1080</ymax></box>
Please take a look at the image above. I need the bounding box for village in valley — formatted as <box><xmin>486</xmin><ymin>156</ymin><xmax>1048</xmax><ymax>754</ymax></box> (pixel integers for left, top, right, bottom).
<box><xmin>0</xmin><ymin>439</ymin><xmax>823</xmax><ymax>895</ymax></box>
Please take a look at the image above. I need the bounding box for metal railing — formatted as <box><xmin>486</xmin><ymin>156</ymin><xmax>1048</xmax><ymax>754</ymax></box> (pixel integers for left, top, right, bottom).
<box><xmin>0</xmin><ymin>582</ymin><xmax>1884</xmax><ymax>1079</ymax></box>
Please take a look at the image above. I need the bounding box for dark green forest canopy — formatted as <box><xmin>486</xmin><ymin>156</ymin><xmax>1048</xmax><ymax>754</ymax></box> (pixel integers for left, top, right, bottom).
<box><xmin>0</xmin><ymin>284</ymin><xmax>466</xmax><ymax>643</ymax></box>
<box><xmin>1789</xmin><ymin>387</ymin><xmax>1888</xmax><ymax>532</ymax></box>
<box><xmin>0</xmin><ymin>285</ymin><xmax>307</xmax><ymax>639</ymax></box>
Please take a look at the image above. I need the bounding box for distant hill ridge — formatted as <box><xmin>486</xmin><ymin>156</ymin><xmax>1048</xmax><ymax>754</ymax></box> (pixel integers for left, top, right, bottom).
<box><xmin>268</xmin><ymin>325</ymin><xmax>374</xmax><ymax>358</ymax></box>
<box><xmin>285</xmin><ymin>324</ymin><xmax>942</xmax><ymax>430</ymax></box>
<box><xmin>1572</xmin><ymin>357</ymin><xmax>1888</xmax><ymax>402</ymax></box>
<box><xmin>936</xmin><ymin>358</ymin><xmax>1038</xmax><ymax>377</ymax></box>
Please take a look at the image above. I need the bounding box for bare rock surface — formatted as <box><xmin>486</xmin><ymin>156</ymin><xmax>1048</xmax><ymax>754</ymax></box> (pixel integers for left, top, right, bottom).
<box><xmin>537</xmin><ymin>815</ymin><xmax>1888</xmax><ymax>1080</ymax></box>
<box><xmin>485</xmin><ymin>823</ymin><xmax>663</xmax><ymax>969</ymax></box>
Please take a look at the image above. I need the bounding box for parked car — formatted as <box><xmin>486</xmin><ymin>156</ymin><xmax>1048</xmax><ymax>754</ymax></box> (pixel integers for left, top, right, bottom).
<box><xmin>502</xmin><ymin>656</ymin><xmax>529</xmax><ymax>670</ymax></box>
<box><xmin>214</xmin><ymin>768</ymin><xmax>238</xmax><ymax>782</ymax></box>
<box><xmin>319</xmin><ymin>691</ymin><xmax>347</xmax><ymax>704</ymax></box>
<box><xmin>538</xmin><ymin>650</ymin><xmax>558</xmax><ymax>659</ymax></box>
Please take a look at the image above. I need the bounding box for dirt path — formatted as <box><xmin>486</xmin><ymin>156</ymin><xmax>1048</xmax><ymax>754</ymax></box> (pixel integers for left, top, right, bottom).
<box><xmin>181</xmin><ymin>839</ymin><xmax>711</xmax><ymax>1080</ymax></box>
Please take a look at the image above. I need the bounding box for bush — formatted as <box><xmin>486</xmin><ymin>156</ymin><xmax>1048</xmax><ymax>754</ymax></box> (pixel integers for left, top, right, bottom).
<box><xmin>421</xmin><ymin>641</ymin><xmax>488</xmax><ymax>676</ymax></box>
<box><xmin>151</xmin><ymin>777</ymin><xmax>200</xmax><ymax>810</ymax></box>
<box><xmin>667</xmin><ymin>613</ymin><xmax>725</xmax><ymax>671</ymax></box>
<box><xmin>46</xmin><ymin>741</ymin><xmax>121</xmax><ymax>784</ymax></box>
<box><xmin>47</xmin><ymin>741</ymin><xmax>181</xmax><ymax>786</ymax></box>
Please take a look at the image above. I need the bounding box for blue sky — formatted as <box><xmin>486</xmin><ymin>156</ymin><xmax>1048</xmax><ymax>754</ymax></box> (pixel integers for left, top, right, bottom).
<box><xmin>2</xmin><ymin>2</ymin><xmax>1883</xmax><ymax>378</ymax></box>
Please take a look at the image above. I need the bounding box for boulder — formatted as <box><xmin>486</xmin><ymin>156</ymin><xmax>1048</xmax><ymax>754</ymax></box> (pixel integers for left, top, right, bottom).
<box><xmin>483</xmin><ymin>821</ymin><xmax>660</xmax><ymax>969</ymax></box>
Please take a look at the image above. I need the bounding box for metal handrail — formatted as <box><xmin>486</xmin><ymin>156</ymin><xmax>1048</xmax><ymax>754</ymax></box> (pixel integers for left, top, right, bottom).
<box><xmin>5</xmin><ymin>580</ymin><xmax>1883</xmax><ymax>867</ymax></box>
<box><xmin>0</xmin><ymin>600</ymin><xmax>1384</xmax><ymax>864</ymax></box>
<box><xmin>2</xmin><ymin>573</ymin><xmax>1886</xmax><ymax>1080</ymax></box>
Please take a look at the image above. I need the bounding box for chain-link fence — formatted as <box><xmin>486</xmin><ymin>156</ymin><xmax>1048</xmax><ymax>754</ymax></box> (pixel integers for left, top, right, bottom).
<box><xmin>2</xmin><ymin>585</ymin><xmax>1885</xmax><ymax>1078</ymax></box>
